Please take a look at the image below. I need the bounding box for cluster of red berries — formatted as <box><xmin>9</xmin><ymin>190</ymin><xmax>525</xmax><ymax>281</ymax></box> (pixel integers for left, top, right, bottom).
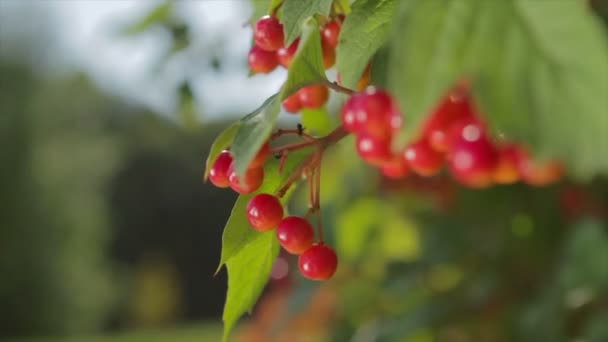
<box><xmin>248</xmin><ymin>15</ymin><xmax>341</xmax><ymax>73</ymax></box>
<box><xmin>342</xmin><ymin>87</ymin><xmax>564</xmax><ymax>187</ymax></box>
<box><xmin>209</xmin><ymin>146</ymin><xmax>338</xmax><ymax>281</ymax></box>
<box><xmin>248</xmin><ymin>15</ymin><xmax>343</xmax><ymax>115</ymax></box>
<box><xmin>209</xmin><ymin>144</ymin><xmax>271</xmax><ymax>194</ymax></box>
<box><xmin>246</xmin><ymin>193</ymin><xmax>337</xmax><ymax>281</ymax></box>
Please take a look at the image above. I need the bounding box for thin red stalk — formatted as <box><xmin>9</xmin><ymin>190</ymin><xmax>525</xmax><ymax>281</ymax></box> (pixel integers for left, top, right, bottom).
<box><xmin>276</xmin><ymin>153</ymin><xmax>317</xmax><ymax>197</ymax></box>
<box><xmin>308</xmin><ymin>168</ymin><xmax>314</xmax><ymax>210</ymax></box>
<box><xmin>314</xmin><ymin>153</ymin><xmax>324</xmax><ymax>243</ymax></box>
<box><xmin>270</xmin><ymin>129</ymin><xmax>316</xmax><ymax>141</ymax></box>
<box><xmin>270</xmin><ymin>140</ymin><xmax>317</xmax><ymax>154</ymax></box>
<box><xmin>278</xmin><ymin>151</ymin><xmax>288</xmax><ymax>173</ymax></box>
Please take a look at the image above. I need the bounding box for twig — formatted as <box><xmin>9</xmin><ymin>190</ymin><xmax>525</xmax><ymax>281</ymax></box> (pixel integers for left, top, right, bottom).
<box><xmin>270</xmin><ymin>140</ymin><xmax>318</xmax><ymax>154</ymax></box>
<box><xmin>270</xmin><ymin>129</ymin><xmax>316</xmax><ymax>142</ymax></box>
<box><xmin>314</xmin><ymin>152</ymin><xmax>324</xmax><ymax>243</ymax></box>
<box><xmin>324</xmin><ymin>80</ymin><xmax>356</xmax><ymax>95</ymax></box>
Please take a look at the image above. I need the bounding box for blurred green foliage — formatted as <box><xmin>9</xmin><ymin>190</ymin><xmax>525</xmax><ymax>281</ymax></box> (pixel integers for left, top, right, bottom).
<box><xmin>2</xmin><ymin>1</ymin><xmax>608</xmax><ymax>341</ymax></box>
<box><xmin>8</xmin><ymin>324</ymin><xmax>222</xmax><ymax>342</ymax></box>
<box><xmin>0</xmin><ymin>62</ymin><xmax>119</xmax><ymax>335</ymax></box>
<box><xmin>0</xmin><ymin>59</ymin><xmax>235</xmax><ymax>338</ymax></box>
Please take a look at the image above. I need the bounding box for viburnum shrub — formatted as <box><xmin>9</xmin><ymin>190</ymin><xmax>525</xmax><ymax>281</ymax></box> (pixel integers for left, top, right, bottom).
<box><xmin>200</xmin><ymin>0</ymin><xmax>608</xmax><ymax>339</ymax></box>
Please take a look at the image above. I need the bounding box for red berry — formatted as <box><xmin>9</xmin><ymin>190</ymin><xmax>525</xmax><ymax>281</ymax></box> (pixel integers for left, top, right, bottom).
<box><xmin>298</xmin><ymin>85</ymin><xmax>329</xmax><ymax>109</ymax></box>
<box><xmin>254</xmin><ymin>16</ymin><xmax>284</xmax><ymax>52</ymax></box>
<box><xmin>448</xmin><ymin>135</ymin><xmax>498</xmax><ymax>188</ymax></box>
<box><xmin>276</xmin><ymin>39</ymin><xmax>299</xmax><ymax>68</ymax></box>
<box><xmin>515</xmin><ymin>148</ymin><xmax>563</xmax><ymax>186</ymax></box>
<box><xmin>228</xmin><ymin>162</ymin><xmax>264</xmax><ymax>194</ymax></box>
<box><xmin>322</xmin><ymin>42</ymin><xmax>335</xmax><ymax>69</ymax></box>
<box><xmin>446</xmin><ymin>117</ymin><xmax>487</xmax><ymax>151</ymax></box>
<box><xmin>250</xmin><ymin>143</ymin><xmax>271</xmax><ymax>169</ymax></box>
<box><xmin>341</xmin><ymin>95</ymin><xmax>362</xmax><ymax>132</ymax></box>
<box><xmin>493</xmin><ymin>144</ymin><xmax>520</xmax><ymax>184</ymax></box>
<box><xmin>321</xmin><ymin>20</ymin><xmax>341</xmax><ymax>48</ymax></box>
<box><xmin>276</xmin><ymin>216</ymin><xmax>314</xmax><ymax>254</ymax></box>
<box><xmin>403</xmin><ymin>139</ymin><xmax>444</xmax><ymax>176</ymax></box>
<box><xmin>381</xmin><ymin>155</ymin><xmax>409</xmax><ymax>179</ymax></box>
<box><xmin>246</xmin><ymin>193</ymin><xmax>284</xmax><ymax>231</ymax></box>
<box><xmin>353</xmin><ymin>88</ymin><xmax>402</xmax><ymax>139</ymax></box>
<box><xmin>248</xmin><ymin>45</ymin><xmax>278</xmax><ymax>73</ymax></box>
<box><xmin>424</xmin><ymin>92</ymin><xmax>476</xmax><ymax>152</ymax></box>
<box><xmin>356</xmin><ymin>134</ymin><xmax>393</xmax><ymax>166</ymax></box>
<box><xmin>208</xmin><ymin>150</ymin><xmax>233</xmax><ymax>188</ymax></box>
<box><xmin>298</xmin><ymin>244</ymin><xmax>338</xmax><ymax>281</ymax></box>
<box><xmin>282</xmin><ymin>93</ymin><xmax>302</xmax><ymax>113</ymax></box>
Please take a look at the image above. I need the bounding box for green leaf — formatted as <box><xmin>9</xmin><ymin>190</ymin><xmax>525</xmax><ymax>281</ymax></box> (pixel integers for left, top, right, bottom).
<box><xmin>250</xmin><ymin>0</ymin><xmax>283</xmax><ymax>24</ymax></box>
<box><xmin>203</xmin><ymin>122</ymin><xmax>240</xmax><ymax>181</ymax></box>
<box><xmin>269</xmin><ymin>0</ymin><xmax>283</xmax><ymax>13</ymax></box>
<box><xmin>281</xmin><ymin>18</ymin><xmax>327</xmax><ymax>99</ymax></box>
<box><xmin>301</xmin><ymin>107</ymin><xmax>336</xmax><ymax>135</ymax></box>
<box><xmin>222</xmin><ymin>230</ymin><xmax>279</xmax><ymax>342</ymax></box>
<box><xmin>232</xmin><ymin>94</ymin><xmax>281</xmax><ymax>177</ymax></box>
<box><xmin>122</xmin><ymin>1</ymin><xmax>173</xmax><ymax>35</ymax></box>
<box><xmin>282</xmin><ymin>0</ymin><xmax>333</xmax><ymax>45</ymax></box>
<box><xmin>250</xmin><ymin>0</ymin><xmax>268</xmax><ymax>24</ymax></box>
<box><xmin>334</xmin><ymin>0</ymin><xmax>352</xmax><ymax>15</ymax></box>
<box><xmin>219</xmin><ymin>150</ymin><xmax>314</xmax><ymax>341</ymax></box>
<box><xmin>388</xmin><ymin>0</ymin><xmax>608</xmax><ymax>179</ymax></box>
<box><xmin>218</xmin><ymin>148</ymin><xmax>314</xmax><ymax>267</ymax></box>
<box><xmin>232</xmin><ymin>19</ymin><xmax>325</xmax><ymax>178</ymax></box>
<box><xmin>336</xmin><ymin>0</ymin><xmax>397</xmax><ymax>89</ymax></box>
<box><xmin>388</xmin><ymin>0</ymin><xmax>478</xmax><ymax>145</ymax></box>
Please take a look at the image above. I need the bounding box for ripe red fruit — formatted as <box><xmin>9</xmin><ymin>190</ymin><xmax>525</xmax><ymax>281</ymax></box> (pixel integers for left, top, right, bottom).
<box><xmin>321</xmin><ymin>20</ymin><xmax>341</xmax><ymax>48</ymax></box>
<box><xmin>282</xmin><ymin>93</ymin><xmax>302</xmax><ymax>113</ymax></box>
<box><xmin>341</xmin><ymin>95</ymin><xmax>362</xmax><ymax>132</ymax></box>
<box><xmin>254</xmin><ymin>15</ymin><xmax>284</xmax><ymax>52</ymax></box>
<box><xmin>403</xmin><ymin>139</ymin><xmax>444</xmax><ymax>176</ymax></box>
<box><xmin>424</xmin><ymin>93</ymin><xmax>475</xmax><ymax>152</ymax></box>
<box><xmin>208</xmin><ymin>150</ymin><xmax>233</xmax><ymax>188</ymax></box>
<box><xmin>298</xmin><ymin>85</ymin><xmax>329</xmax><ymax>109</ymax></box>
<box><xmin>250</xmin><ymin>143</ymin><xmax>271</xmax><ymax>169</ymax></box>
<box><xmin>322</xmin><ymin>42</ymin><xmax>336</xmax><ymax>69</ymax></box>
<box><xmin>356</xmin><ymin>134</ymin><xmax>393</xmax><ymax>166</ymax></box>
<box><xmin>246</xmin><ymin>193</ymin><xmax>284</xmax><ymax>231</ymax></box>
<box><xmin>276</xmin><ymin>39</ymin><xmax>299</xmax><ymax>68</ymax></box>
<box><xmin>515</xmin><ymin>149</ymin><xmax>564</xmax><ymax>186</ymax></box>
<box><xmin>248</xmin><ymin>45</ymin><xmax>279</xmax><ymax>73</ymax></box>
<box><xmin>298</xmin><ymin>244</ymin><xmax>338</xmax><ymax>281</ymax></box>
<box><xmin>447</xmin><ymin>117</ymin><xmax>487</xmax><ymax>150</ymax></box>
<box><xmin>381</xmin><ymin>155</ymin><xmax>409</xmax><ymax>179</ymax></box>
<box><xmin>448</xmin><ymin>135</ymin><xmax>498</xmax><ymax>188</ymax></box>
<box><xmin>353</xmin><ymin>87</ymin><xmax>402</xmax><ymax>139</ymax></box>
<box><xmin>493</xmin><ymin>144</ymin><xmax>520</xmax><ymax>184</ymax></box>
<box><xmin>276</xmin><ymin>216</ymin><xmax>314</xmax><ymax>254</ymax></box>
<box><xmin>227</xmin><ymin>163</ymin><xmax>264</xmax><ymax>194</ymax></box>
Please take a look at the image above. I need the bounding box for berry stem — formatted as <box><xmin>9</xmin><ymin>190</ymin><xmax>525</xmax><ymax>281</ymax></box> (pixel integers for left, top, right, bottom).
<box><xmin>276</xmin><ymin>152</ymin><xmax>317</xmax><ymax>197</ymax></box>
<box><xmin>270</xmin><ymin>129</ymin><xmax>316</xmax><ymax>142</ymax></box>
<box><xmin>308</xmin><ymin>168</ymin><xmax>315</xmax><ymax>210</ymax></box>
<box><xmin>314</xmin><ymin>152</ymin><xmax>324</xmax><ymax>243</ymax></box>
<box><xmin>319</xmin><ymin>125</ymin><xmax>350</xmax><ymax>148</ymax></box>
<box><xmin>324</xmin><ymin>80</ymin><xmax>356</xmax><ymax>95</ymax></box>
<box><xmin>270</xmin><ymin>140</ymin><xmax>317</xmax><ymax>154</ymax></box>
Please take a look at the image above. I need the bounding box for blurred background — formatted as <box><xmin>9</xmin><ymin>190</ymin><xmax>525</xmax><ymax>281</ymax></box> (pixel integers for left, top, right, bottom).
<box><xmin>1</xmin><ymin>1</ymin><xmax>607</xmax><ymax>342</ymax></box>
